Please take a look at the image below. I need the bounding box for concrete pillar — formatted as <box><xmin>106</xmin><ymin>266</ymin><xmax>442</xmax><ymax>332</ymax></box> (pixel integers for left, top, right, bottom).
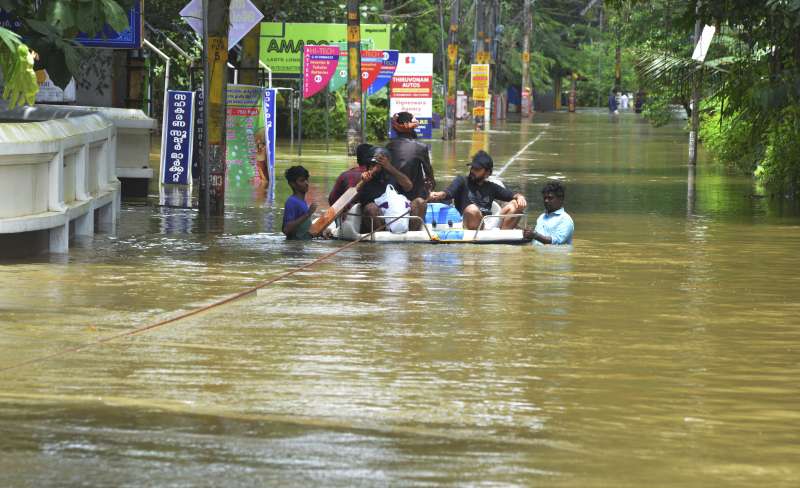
<box><xmin>74</xmin><ymin>209</ymin><xmax>94</xmax><ymax>236</ymax></box>
<box><xmin>48</xmin><ymin>150</ymin><xmax>66</xmax><ymax>212</ymax></box>
<box><xmin>96</xmin><ymin>202</ymin><xmax>116</xmax><ymax>234</ymax></box>
<box><xmin>76</xmin><ymin>144</ymin><xmax>91</xmax><ymax>201</ymax></box>
<box><xmin>49</xmin><ymin>221</ymin><xmax>69</xmax><ymax>253</ymax></box>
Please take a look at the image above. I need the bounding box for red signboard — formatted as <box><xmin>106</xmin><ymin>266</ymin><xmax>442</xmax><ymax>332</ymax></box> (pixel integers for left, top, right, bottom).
<box><xmin>360</xmin><ymin>50</ymin><xmax>384</xmax><ymax>93</ymax></box>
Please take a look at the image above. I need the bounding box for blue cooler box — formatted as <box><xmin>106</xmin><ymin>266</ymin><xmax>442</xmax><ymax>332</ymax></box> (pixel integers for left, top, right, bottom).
<box><xmin>424</xmin><ymin>203</ymin><xmax>462</xmax><ymax>225</ymax></box>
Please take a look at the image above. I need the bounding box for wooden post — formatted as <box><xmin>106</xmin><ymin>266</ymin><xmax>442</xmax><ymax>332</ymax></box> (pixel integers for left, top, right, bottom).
<box><xmin>346</xmin><ymin>0</ymin><xmax>363</xmax><ymax>156</ymax></box>
<box><xmin>444</xmin><ymin>0</ymin><xmax>459</xmax><ymax>140</ymax></box>
<box><xmin>201</xmin><ymin>0</ymin><xmax>229</xmax><ymax>216</ymax></box>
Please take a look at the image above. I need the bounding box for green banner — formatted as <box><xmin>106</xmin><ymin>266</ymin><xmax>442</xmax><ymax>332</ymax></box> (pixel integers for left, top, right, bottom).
<box><xmin>260</xmin><ymin>22</ymin><xmax>390</xmax><ymax>77</ymax></box>
<box><xmin>328</xmin><ymin>41</ymin><xmax>371</xmax><ymax>92</ymax></box>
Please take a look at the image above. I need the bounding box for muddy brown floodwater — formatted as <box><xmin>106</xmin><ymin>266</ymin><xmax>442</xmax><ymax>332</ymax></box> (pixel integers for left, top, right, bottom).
<box><xmin>2</xmin><ymin>112</ymin><xmax>799</xmax><ymax>487</ymax></box>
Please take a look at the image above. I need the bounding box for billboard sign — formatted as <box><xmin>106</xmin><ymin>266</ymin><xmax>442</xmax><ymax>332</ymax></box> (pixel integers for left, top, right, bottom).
<box><xmin>259</xmin><ymin>22</ymin><xmax>390</xmax><ymax>77</ymax></box>
<box><xmin>389</xmin><ymin>53</ymin><xmax>433</xmax><ymax>139</ymax></box>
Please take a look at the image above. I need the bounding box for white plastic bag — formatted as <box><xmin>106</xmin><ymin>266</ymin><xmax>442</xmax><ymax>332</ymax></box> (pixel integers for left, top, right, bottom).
<box><xmin>374</xmin><ymin>184</ymin><xmax>411</xmax><ymax>233</ymax></box>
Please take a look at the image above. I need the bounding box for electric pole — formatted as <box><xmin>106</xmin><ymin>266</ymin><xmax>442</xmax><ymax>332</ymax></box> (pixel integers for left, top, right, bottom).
<box><xmin>202</xmin><ymin>0</ymin><xmax>229</xmax><ymax>216</ymax></box>
<box><xmin>521</xmin><ymin>0</ymin><xmax>532</xmax><ymax>118</ymax></box>
<box><xmin>444</xmin><ymin>0</ymin><xmax>460</xmax><ymax>140</ymax></box>
<box><xmin>346</xmin><ymin>0</ymin><xmax>363</xmax><ymax>156</ymax></box>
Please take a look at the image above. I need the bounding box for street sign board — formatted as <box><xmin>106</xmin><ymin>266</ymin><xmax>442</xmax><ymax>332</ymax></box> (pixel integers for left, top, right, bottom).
<box><xmin>181</xmin><ymin>0</ymin><xmax>264</xmax><ymax>49</ymax></box>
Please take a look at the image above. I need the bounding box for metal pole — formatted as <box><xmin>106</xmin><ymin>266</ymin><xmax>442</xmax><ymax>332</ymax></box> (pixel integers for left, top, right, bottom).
<box><xmin>299</xmin><ymin>78</ymin><xmax>303</xmax><ymax>156</ymax></box>
<box><xmin>346</xmin><ymin>0</ymin><xmax>363</xmax><ymax>156</ymax></box>
<box><xmin>689</xmin><ymin>3</ymin><xmax>702</xmax><ymax>166</ymax></box>
<box><xmin>325</xmin><ymin>90</ymin><xmax>330</xmax><ymax>151</ymax></box>
<box><xmin>444</xmin><ymin>0</ymin><xmax>459</xmax><ymax>140</ymax></box>
<box><xmin>289</xmin><ymin>88</ymin><xmax>294</xmax><ymax>147</ymax></box>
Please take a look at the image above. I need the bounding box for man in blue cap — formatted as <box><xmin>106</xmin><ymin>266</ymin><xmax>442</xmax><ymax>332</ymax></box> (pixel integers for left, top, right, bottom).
<box><xmin>428</xmin><ymin>150</ymin><xmax>527</xmax><ymax>230</ymax></box>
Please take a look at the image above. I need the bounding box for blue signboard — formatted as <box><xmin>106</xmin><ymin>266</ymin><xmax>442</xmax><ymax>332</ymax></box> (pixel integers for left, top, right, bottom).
<box><xmin>0</xmin><ymin>1</ymin><xmax>142</xmax><ymax>49</ymax></box>
<box><xmin>161</xmin><ymin>90</ymin><xmax>195</xmax><ymax>186</ymax></box>
<box><xmin>367</xmin><ymin>50</ymin><xmax>398</xmax><ymax>96</ymax></box>
<box><xmin>389</xmin><ymin>117</ymin><xmax>432</xmax><ymax>139</ymax></box>
<box><xmin>262</xmin><ymin>88</ymin><xmax>277</xmax><ymax>200</ymax></box>
<box><xmin>75</xmin><ymin>0</ymin><xmax>143</xmax><ymax>49</ymax></box>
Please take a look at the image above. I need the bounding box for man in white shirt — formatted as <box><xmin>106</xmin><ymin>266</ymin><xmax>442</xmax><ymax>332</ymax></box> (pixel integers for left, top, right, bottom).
<box><xmin>620</xmin><ymin>92</ymin><xmax>629</xmax><ymax>110</ymax></box>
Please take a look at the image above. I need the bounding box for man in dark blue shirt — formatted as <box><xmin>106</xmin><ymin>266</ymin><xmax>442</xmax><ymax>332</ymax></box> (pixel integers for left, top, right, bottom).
<box><xmin>282</xmin><ymin>165</ymin><xmax>316</xmax><ymax>240</ymax></box>
<box><xmin>428</xmin><ymin>150</ymin><xmax>527</xmax><ymax>230</ymax></box>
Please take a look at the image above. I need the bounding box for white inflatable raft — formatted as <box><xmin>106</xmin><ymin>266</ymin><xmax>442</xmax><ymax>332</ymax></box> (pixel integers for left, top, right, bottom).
<box><xmin>327</xmin><ymin>203</ymin><xmax>530</xmax><ymax>244</ymax></box>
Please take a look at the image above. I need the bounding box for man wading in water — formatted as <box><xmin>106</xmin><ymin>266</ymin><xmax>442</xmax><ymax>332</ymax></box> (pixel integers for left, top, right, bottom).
<box><xmin>524</xmin><ymin>181</ymin><xmax>574</xmax><ymax>245</ymax></box>
<box><xmin>386</xmin><ymin>112</ymin><xmax>435</xmax><ymax>230</ymax></box>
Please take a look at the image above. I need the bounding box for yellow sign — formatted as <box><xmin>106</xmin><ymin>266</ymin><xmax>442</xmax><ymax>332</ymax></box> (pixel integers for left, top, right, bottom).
<box><xmin>347</xmin><ymin>25</ymin><xmax>360</xmax><ymax>42</ymax></box>
<box><xmin>208</xmin><ymin>36</ymin><xmax>228</xmax><ymax>145</ymax></box>
<box><xmin>470</xmin><ymin>64</ymin><xmax>490</xmax><ymax>102</ymax></box>
<box><xmin>476</xmin><ymin>50</ymin><xmax>491</xmax><ymax>64</ymax></box>
<box><xmin>522</xmin><ymin>51</ymin><xmax>530</xmax><ymax>63</ymax></box>
<box><xmin>447</xmin><ymin>44</ymin><xmax>458</xmax><ymax>61</ymax></box>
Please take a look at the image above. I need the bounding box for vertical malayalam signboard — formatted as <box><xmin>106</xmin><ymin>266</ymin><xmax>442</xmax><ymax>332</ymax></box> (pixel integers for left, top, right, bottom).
<box><xmin>302</xmin><ymin>45</ymin><xmax>340</xmax><ymax>98</ymax></box>
<box><xmin>160</xmin><ymin>90</ymin><xmax>195</xmax><ymax>187</ymax></box>
<box><xmin>389</xmin><ymin>53</ymin><xmax>434</xmax><ymax>139</ymax></box>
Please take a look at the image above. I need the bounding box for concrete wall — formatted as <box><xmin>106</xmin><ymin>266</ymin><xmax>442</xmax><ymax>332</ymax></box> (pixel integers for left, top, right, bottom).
<box><xmin>0</xmin><ymin>114</ymin><xmax>119</xmax><ymax>256</ymax></box>
<box><xmin>0</xmin><ymin>102</ymin><xmax>156</xmax><ymax>184</ymax></box>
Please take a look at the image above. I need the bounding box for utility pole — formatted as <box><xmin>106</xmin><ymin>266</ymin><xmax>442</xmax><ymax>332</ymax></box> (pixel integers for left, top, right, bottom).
<box><xmin>473</xmin><ymin>0</ymin><xmax>485</xmax><ymax>128</ymax></box>
<box><xmin>520</xmin><ymin>0</ymin><xmax>532</xmax><ymax>118</ymax></box>
<box><xmin>614</xmin><ymin>29</ymin><xmax>621</xmax><ymax>91</ymax></box>
<box><xmin>444</xmin><ymin>0</ymin><xmax>460</xmax><ymax>140</ymax></box>
<box><xmin>689</xmin><ymin>3</ymin><xmax>702</xmax><ymax>166</ymax></box>
<box><xmin>239</xmin><ymin>1</ymin><xmax>263</xmax><ymax>86</ymax></box>
<box><xmin>202</xmin><ymin>0</ymin><xmax>229</xmax><ymax>216</ymax></box>
<box><xmin>346</xmin><ymin>0</ymin><xmax>362</xmax><ymax>156</ymax></box>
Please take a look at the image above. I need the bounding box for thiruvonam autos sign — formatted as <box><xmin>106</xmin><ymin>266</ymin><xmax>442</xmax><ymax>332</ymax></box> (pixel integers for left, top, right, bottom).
<box><xmin>259</xmin><ymin>22</ymin><xmax>390</xmax><ymax>77</ymax></box>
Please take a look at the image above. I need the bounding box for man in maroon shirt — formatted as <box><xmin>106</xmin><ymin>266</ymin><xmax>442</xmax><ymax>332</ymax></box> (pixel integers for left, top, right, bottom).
<box><xmin>328</xmin><ymin>143</ymin><xmax>372</xmax><ymax>205</ymax></box>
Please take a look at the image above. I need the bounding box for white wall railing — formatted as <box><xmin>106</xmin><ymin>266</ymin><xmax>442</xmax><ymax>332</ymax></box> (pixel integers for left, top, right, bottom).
<box><xmin>0</xmin><ymin>113</ymin><xmax>119</xmax><ymax>254</ymax></box>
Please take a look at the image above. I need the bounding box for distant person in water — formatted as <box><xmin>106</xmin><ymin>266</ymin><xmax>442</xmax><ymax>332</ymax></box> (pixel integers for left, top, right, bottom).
<box><xmin>387</xmin><ymin>111</ymin><xmax>435</xmax><ymax>230</ymax></box>
<box><xmin>282</xmin><ymin>165</ymin><xmax>316</xmax><ymax>240</ymax></box>
<box><xmin>428</xmin><ymin>150</ymin><xmax>527</xmax><ymax>231</ymax></box>
<box><xmin>608</xmin><ymin>90</ymin><xmax>618</xmax><ymax>114</ymax></box>
<box><xmin>524</xmin><ymin>181</ymin><xmax>574</xmax><ymax>245</ymax></box>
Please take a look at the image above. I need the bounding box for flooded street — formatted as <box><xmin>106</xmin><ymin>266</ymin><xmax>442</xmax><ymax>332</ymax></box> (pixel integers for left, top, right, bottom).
<box><xmin>2</xmin><ymin>112</ymin><xmax>799</xmax><ymax>486</ymax></box>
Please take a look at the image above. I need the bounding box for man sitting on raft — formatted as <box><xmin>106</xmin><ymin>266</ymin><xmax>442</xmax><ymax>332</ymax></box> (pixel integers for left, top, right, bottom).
<box><xmin>428</xmin><ymin>150</ymin><xmax>527</xmax><ymax>230</ymax></box>
<box><xmin>357</xmin><ymin>146</ymin><xmax>413</xmax><ymax>233</ymax></box>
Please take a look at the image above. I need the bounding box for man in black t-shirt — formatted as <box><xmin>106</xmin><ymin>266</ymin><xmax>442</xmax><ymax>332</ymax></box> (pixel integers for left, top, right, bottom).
<box><xmin>428</xmin><ymin>150</ymin><xmax>527</xmax><ymax>230</ymax></box>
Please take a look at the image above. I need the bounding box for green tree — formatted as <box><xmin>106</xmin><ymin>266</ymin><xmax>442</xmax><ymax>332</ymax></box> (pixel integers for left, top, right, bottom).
<box><xmin>0</xmin><ymin>0</ymin><xmax>132</xmax><ymax>106</ymax></box>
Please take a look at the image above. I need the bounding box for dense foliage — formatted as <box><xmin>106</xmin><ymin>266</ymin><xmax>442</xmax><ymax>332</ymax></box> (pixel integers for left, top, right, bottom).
<box><xmin>0</xmin><ymin>0</ymin><xmax>133</xmax><ymax>104</ymax></box>
<box><xmin>622</xmin><ymin>0</ymin><xmax>800</xmax><ymax>193</ymax></box>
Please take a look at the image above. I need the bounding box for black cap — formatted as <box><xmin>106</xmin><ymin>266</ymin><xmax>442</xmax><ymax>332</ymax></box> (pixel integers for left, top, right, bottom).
<box><xmin>467</xmin><ymin>150</ymin><xmax>494</xmax><ymax>171</ymax></box>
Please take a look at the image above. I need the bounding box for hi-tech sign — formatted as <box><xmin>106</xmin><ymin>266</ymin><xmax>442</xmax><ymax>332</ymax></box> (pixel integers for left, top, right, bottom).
<box><xmin>259</xmin><ymin>22</ymin><xmax>390</xmax><ymax>77</ymax></box>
